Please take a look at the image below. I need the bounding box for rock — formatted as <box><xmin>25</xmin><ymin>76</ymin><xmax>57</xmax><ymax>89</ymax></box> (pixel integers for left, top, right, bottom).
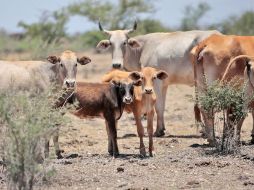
<box><xmin>117</xmin><ymin>167</ymin><xmax>124</xmax><ymax>173</ymax></box>
<box><xmin>195</xmin><ymin>160</ymin><xmax>211</xmax><ymax>167</ymax></box>
<box><xmin>66</xmin><ymin>153</ymin><xmax>79</xmax><ymax>159</ymax></box>
<box><xmin>186</xmin><ymin>180</ymin><xmax>201</xmax><ymax>188</ymax></box>
<box><xmin>243</xmin><ymin>181</ymin><xmax>254</xmax><ymax>186</ymax></box>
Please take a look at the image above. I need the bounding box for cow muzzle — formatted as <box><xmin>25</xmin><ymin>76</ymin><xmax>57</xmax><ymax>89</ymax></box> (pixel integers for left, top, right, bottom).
<box><xmin>123</xmin><ymin>96</ymin><xmax>133</xmax><ymax>104</ymax></box>
<box><xmin>64</xmin><ymin>79</ymin><xmax>76</xmax><ymax>88</ymax></box>
<box><xmin>112</xmin><ymin>63</ymin><xmax>121</xmax><ymax>69</ymax></box>
<box><xmin>144</xmin><ymin>88</ymin><xmax>153</xmax><ymax>94</ymax></box>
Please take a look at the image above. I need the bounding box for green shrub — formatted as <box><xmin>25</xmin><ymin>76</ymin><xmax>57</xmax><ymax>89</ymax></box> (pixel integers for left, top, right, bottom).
<box><xmin>199</xmin><ymin>79</ymin><xmax>249</xmax><ymax>154</ymax></box>
<box><xmin>0</xmin><ymin>89</ymin><xmax>67</xmax><ymax>190</ymax></box>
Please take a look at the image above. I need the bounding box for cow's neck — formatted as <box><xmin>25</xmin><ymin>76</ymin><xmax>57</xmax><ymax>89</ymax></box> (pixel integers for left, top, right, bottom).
<box><xmin>38</xmin><ymin>63</ymin><xmax>62</xmax><ymax>90</ymax></box>
<box><xmin>123</xmin><ymin>43</ymin><xmax>143</xmax><ymax>72</ymax></box>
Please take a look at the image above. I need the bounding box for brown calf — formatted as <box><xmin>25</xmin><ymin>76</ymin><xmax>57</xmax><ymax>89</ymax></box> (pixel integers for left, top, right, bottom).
<box><xmin>102</xmin><ymin>67</ymin><xmax>168</xmax><ymax>156</ymax></box>
<box><xmin>53</xmin><ymin>80</ymin><xmax>140</xmax><ymax>158</ymax></box>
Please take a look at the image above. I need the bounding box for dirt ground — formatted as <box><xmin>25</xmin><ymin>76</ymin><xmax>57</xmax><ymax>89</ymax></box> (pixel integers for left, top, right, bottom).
<box><xmin>2</xmin><ymin>51</ymin><xmax>254</xmax><ymax>190</ymax></box>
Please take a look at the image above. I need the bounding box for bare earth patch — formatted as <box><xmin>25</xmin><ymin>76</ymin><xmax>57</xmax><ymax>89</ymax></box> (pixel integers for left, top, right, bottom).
<box><xmin>1</xmin><ymin>52</ymin><xmax>254</xmax><ymax>189</ymax></box>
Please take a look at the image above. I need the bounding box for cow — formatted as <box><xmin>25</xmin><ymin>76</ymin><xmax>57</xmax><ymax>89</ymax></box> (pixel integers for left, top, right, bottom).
<box><xmin>97</xmin><ymin>21</ymin><xmax>221</xmax><ymax>137</ymax></box>
<box><xmin>0</xmin><ymin>50</ymin><xmax>91</xmax><ymax>91</ymax></box>
<box><xmin>102</xmin><ymin>67</ymin><xmax>168</xmax><ymax>157</ymax></box>
<box><xmin>0</xmin><ymin>50</ymin><xmax>91</xmax><ymax>159</ymax></box>
<box><xmin>53</xmin><ymin>80</ymin><xmax>141</xmax><ymax>158</ymax></box>
<box><xmin>191</xmin><ymin>34</ymin><xmax>254</xmax><ymax>145</ymax></box>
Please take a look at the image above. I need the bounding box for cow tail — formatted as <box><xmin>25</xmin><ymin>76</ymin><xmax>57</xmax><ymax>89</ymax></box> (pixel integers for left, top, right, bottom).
<box><xmin>193</xmin><ymin>44</ymin><xmax>207</xmax><ymax>123</ymax></box>
<box><xmin>221</xmin><ymin>55</ymin><xmax>254</xmax><ymax>85</ymax></box>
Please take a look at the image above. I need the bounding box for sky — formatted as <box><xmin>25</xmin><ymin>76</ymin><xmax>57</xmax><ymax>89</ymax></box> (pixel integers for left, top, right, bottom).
<box><xmin>0</xmin><ymin>0</ymin><xmax>254</xmax><ymax>34</ymax></box>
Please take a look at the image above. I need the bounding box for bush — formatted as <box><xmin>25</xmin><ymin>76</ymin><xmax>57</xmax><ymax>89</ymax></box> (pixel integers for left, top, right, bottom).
<box><xmin>0</xmin><ymin>89</ymin><xmax>67</xmax><ymax>190</ymax></box>
<box><xmin>199</xmin><ymin>79</ymin><xmax>249</xmax><ymax>154</ymax></box>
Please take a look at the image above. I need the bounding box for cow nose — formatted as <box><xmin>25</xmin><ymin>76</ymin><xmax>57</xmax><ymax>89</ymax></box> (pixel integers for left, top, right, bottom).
<box><xmin>112</xmin><ymin>63</ymin><xmax>121</xmax><ymax>69</ymax></box>
<box><xmin>145</xmin><ymin>88</ymin><xmax>153</xmax><ymax>94</ymax></box>
<box><xmin>65</xmin><ymin>80</ymin><xmax>76</xmax><ymax>88</ymax></box>
<box><xmin>124</xmin><ymin>96</ymin><xmax>132</xmax><ymax>104</ymax></box>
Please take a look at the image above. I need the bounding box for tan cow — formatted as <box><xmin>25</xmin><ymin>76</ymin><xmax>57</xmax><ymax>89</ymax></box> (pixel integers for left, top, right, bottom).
<box><xmin>0</xmin><ymin>50</ymin><xmax>91</xmax><ymax>159</ymax></box>
<box><xmin>102</xmin><ymin>67</ymin><xmax>168</xmax><ymax>156</ymax></box>
<box><xmin>0</xmin><ymin>50</ymin><xmax>91</xmax><ymax>91</ymax></box>
<box><xmin>191</xmin><ymin>34</ymin><xmax>254</xmax><ymax>145</ymax></box>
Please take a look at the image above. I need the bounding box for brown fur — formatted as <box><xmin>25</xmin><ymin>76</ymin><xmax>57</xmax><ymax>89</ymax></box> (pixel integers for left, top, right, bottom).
<box><xmin>54</xmin><ymin>81</ymin><xmax>136</xmax><ymax>158</ymax></box>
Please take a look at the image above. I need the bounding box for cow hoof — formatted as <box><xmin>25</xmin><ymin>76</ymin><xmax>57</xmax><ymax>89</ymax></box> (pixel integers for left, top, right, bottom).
<box><xmin>207</xmin><ymin>139</ymin><xmax>216</xmax><ymax>147</ymax></box>
<box><xmin>113</xmin><ymin>152</ymin><xmax>119</xmax><ymax>158</ymax></box>
<box><xmin>140</xmin><ymin>148</ymin><xmax>146</xmax><ymax>157</ymax></box>
<box><xmin>56</xmin><ymin>150</ymin><xmax>64</xmax><ymax>159</ymax></box>
<box><xmin>57</xmin><ymin>154</ymin><xmax>64</xmax><ymax>159</ymax></box>
<box><xmin>108</xmin><ymin>151</ymin><xmax>113</xmax><ymax>156</ymax></box>
<box><xmin>149</xmin><ymin>151</ymin><xmax>155</xmax><ymax>157</ymax></box>
<box><xmin>153</xmin><ymin>130</ymin><xmax>165</xmax><ymax>137</ymax></box>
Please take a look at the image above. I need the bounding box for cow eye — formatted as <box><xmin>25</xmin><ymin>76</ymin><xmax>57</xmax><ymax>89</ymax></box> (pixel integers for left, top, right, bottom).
<box><xmin>60</xmin><ymin>63</ymin><xmax>63</xmax><ymax>67</ymax></box>
<box><xmin>75</xmin><ymin>63</ymin><xmax>78</xmax><ymax>67</ymax></box>
<box><xmin>123</xmin><ymin>41</ymin><xmax>127</xmax><ymax>46</ymax></box>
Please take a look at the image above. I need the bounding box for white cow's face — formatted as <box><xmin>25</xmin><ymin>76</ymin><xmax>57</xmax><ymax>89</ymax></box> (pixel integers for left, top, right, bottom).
<box><xmin>96</xmin><ymin>21</ymin><xmax>141</xmax><ymax>69</ymax></box>
<box><xmin>47</xmin><ymin>51</ymin><xmax>91</xmax><ymax>88</ymax></box>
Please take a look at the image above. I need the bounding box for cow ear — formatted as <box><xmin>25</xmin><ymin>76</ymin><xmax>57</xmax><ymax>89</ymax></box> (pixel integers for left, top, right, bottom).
<box><xmin>77</xmin><ymin>56</ymin><xmax>91</xmax><ymax>65</ymax></box>
<box><xmin>246</xmin><ymin>59</ymin><xmax>251</xmax><ymax>72</ymax></box>
<box><xmin>129</xmin><ymin>71</ymin><xmax>141</xmax><ymax>81</ymax></box>
<box><xmin>127</xmin><ymin>38</ymin><xmax>141</xmax><ymax>49</ymax></box>
<box><xmin>156</xmin><ymin>70</ymin><xmax>168</xmax><ymax>80</ymax></box>
<box><xmin>111</xmin><ymin>80</ymin><xmax>120</xmax><ymax>87</ymax></box>
<box><xmin>133</xmin><ymin>79</ymin><xmax>142</xmax><ymax>86</ymax></box>
<box><xmin>96</xmin><ymin>40</ymin><xmax>111</xmax><ymax>50</ymax></box>
<box><xmin>47</xmin><ymin>55</ymin><xmax>60</xmax><ymax>64</ymax></box>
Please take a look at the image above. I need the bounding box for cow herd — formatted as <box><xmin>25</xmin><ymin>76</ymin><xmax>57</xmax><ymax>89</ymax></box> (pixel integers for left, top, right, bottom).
<box><xmin>2</xmin><ymin>21</ymin><xmax>254</xmax><ymax>158</ymax></box>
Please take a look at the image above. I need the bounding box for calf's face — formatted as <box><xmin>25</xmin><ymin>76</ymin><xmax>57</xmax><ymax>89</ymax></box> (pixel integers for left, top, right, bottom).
<box><xmin>112</xmin><ymin>79</ymin><xmax>141</xmax><ymax>104</ymax></box>
<box><xmin>47</xmin><ymin>50</ymin><xmax>91</xmax><ymax>88</ymax></box>
<box><xmin>129</xmin><ymin>67</ymin><xmax>168</xmax><ymax>95</ymax></box>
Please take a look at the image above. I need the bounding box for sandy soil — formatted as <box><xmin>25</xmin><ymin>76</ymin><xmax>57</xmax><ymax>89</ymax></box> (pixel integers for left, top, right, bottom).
<box><xmin>1</xmin><ymin>51</ymin><xmax>254</xmax><ymax>190</ymax></box>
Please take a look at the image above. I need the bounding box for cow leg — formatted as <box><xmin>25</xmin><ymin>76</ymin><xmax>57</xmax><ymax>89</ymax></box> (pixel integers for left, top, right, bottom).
<box><xmin>147</xmin><ymin>110</ymin><xmax>155</xmax><ymax>157</ymax></box>
<box><xmin>236</xmin><ymin>117</ymin><xmax>245</xmax><ymax>145</ymax></box>
<box><xmin>251</xmin><ymin>110</ymin><xmax>254</xmax><ymax>144</ymax></box>
<box><xmin>132</xmin><ymin>103</ymin><xmax>146</xmax><ymax>157</ymax></box>
<box><xmin>105</xmin><ymin>121</ymin><xmax>113</xmax><ymax>156</ymax></box>
<box><xmin>53</xmin><ymin>129</ymin><xmax>64</xmax><ymax>159</ymax></box>
<box><xmin>44</xmin><ymin>138</ymin><xmax>50</xmax><ymax>158</ymax></box>
<box><xmin>105</xmin><ymin>115</ymin><xmax>119</xmax><ymax>158</ymax></box>
<box><xmin>154</xmin><ymin>80</ymin><xmax>168</xmax><ymax>137</ymax></box>
<box><xmin>200</xmin><ymin>109</ymin><xmax>216</xmax><ymax>146</ymax></box>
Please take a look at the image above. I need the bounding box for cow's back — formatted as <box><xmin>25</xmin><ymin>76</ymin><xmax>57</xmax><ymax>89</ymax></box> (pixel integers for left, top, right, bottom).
<box><xmin>194</xmin><ymin>34</ymin><xmax>254</xmax><ymax>84</ymax></box>
<box><xmin>0</xmin><ymin>60</ymin><xmax>54</xmax><ymax>91</ymax></box>
<box><xmin>139</xmin><ymin>30</ymin><xmax>221</xmax><ymax>85</ymax></box>
<box><xmin>0</xmin><ymin>61</ymin><xmax>31</xmax><ymax>91</ymax></box>
<box><xmin>74</xmin><ymin>82</ymin><xmax>117</xmax><ymax>118</ymax></box>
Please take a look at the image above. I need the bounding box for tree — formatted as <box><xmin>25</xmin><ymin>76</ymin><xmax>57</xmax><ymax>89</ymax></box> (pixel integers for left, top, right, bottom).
<box><xmin>219</xmin><ymin>11</ymin><xmax>254</xmax><ymax>35</ymax></box>
<box><xmin>68</xmin><ymin>0</ymin><xmax>154</xmax><ymax>29</ymax></box>
<box><xmin>180</xmin><ymin>2</ymin><xmax>210</xmax><ymax>31</ymax></box>
<box><xmin>18</xmin><ymin>10</ymin><xmax>68</xmax><ymax>43</ymax></box>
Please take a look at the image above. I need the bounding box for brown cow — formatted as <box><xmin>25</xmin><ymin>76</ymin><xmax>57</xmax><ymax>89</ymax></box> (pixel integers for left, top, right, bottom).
<box><xmin>220</xmin><ymin>55</ymin><xmax>254</xmax><ymax>143</ymax></box>
<box><xmin>102</xmin><ymin>67</ymin><xmax>168</xmax><ymax>156</ymax></box>
<box><xmin>53</xmin><ymin>80</ymin><xmax>141</xmax><ymax>158</ymax></box>
<box><xmin>191</xmin><ymin>34</ymin><xmax>254</xmax><ymax>145</ymax></box>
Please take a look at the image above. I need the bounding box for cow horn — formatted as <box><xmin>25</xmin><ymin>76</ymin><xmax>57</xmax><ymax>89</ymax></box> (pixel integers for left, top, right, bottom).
<box><xmin>221</xmin><ymin>55</ymin><xmax>254</xmax><ymax>84</ymax></box>
<box><xmin>125</xmin><ymin>20</ymin><xmax>137</xmax><ymax>35</ymax></box>
<box><xmin>98</xmin><ymin>21</ymin><xmax>111</xmax><ymax>36</ymax></box>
